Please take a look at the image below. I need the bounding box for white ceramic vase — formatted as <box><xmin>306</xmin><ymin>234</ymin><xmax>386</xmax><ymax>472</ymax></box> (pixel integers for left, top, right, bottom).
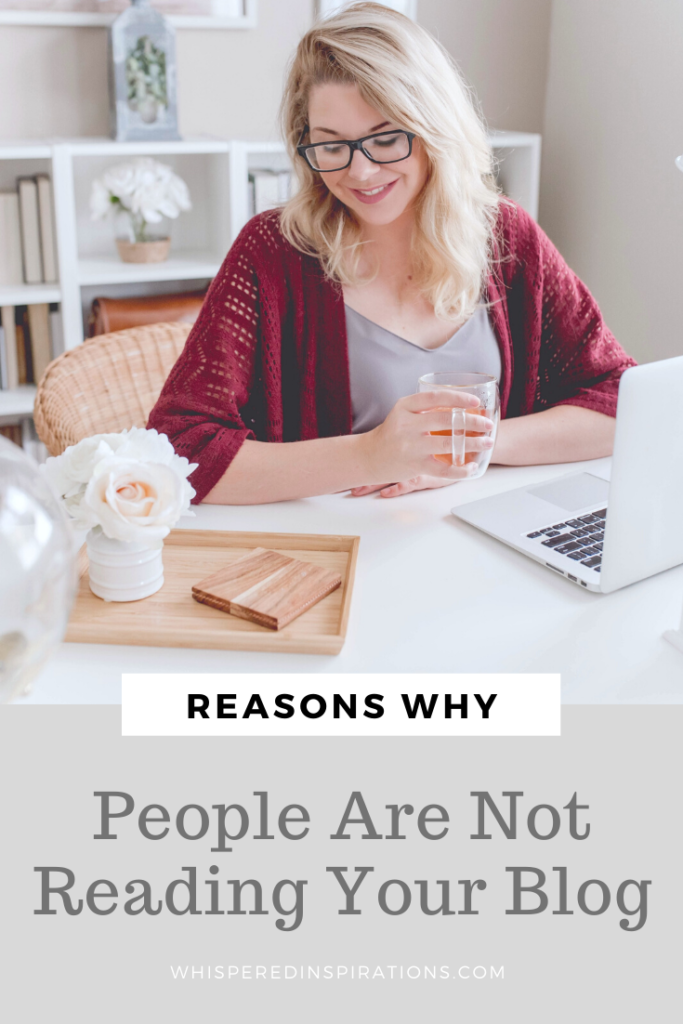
<box><xmin>86</xmin><ymin>529</ymin><xmax>164</xmax><ymax>602</ymax></box>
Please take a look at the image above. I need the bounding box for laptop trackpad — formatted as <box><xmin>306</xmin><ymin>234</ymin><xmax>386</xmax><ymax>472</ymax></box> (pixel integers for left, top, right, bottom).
<box><xmin>528</xmin><ymin>474</ymin><xmax>609</xmax><ymax>512</ymax></box>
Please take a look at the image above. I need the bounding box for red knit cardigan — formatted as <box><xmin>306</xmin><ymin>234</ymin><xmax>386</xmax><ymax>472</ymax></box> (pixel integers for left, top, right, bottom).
<box><xmin>148</xmin><ymin>201</ymin><xmax>636</xmax><ymax>503</ymax></box>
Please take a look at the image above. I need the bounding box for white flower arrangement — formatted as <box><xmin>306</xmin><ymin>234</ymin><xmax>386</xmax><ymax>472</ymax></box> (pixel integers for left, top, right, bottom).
<box><xmin>90</xmin><ymin>158</ymin><xmax>191</xmax><ymax>244</ymax></box>
<box><xmin>42</xmin><ymin>428</ymin><xmax>197</xmax><ymax>547</ymax></box>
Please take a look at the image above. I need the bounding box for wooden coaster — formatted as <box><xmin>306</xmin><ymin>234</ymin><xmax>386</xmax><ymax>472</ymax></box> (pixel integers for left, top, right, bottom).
<box><xmin>191</xmin><ymin>547</ymin><xmax>343</xmax><ymax>631</ymax></box>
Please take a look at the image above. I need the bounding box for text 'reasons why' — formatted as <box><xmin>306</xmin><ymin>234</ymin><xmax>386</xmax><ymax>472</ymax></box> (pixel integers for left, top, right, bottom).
<box><xmin>121</xmin><ymin>674</ymin><xmax>561</xmax><ymax>736</ymax></box>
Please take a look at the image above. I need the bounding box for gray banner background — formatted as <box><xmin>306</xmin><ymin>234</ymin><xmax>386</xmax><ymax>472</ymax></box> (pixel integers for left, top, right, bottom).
<box><xmin>2</xmin><ymin>706</ymin><xmax>680</xmax><ymax>1021</ymax></box>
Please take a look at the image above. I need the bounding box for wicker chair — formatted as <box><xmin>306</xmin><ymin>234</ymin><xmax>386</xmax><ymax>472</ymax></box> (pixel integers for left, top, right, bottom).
<box><xmin>34</xmin><ymin>321</ymin><xmax>191</xmax><ymax>456</ymax></box>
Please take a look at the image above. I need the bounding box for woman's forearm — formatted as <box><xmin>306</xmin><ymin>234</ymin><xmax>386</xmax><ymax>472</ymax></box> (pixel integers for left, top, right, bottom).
<box><xmin>203</xmin><ymin>390</ymin><xmax>487</xmax><ymax>504</ymax></box>
<box><xmin>203</xmin><ymin>434</ymin><xmax>376</xmax><ymax>504</ymax></box>
<box><xmin>492</xmin><ymin>405</ymin><xmax>616</xmax><ymax>466</ymax></box>
<box><xmin>203</xmin><ymin>404</ymin><xmax>615</xmax><ymax>504</ymax></box>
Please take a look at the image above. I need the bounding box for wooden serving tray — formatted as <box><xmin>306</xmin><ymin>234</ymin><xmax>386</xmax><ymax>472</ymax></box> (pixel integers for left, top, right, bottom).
<box><xmin>65</xmin><ymin>529</ymin><xmax>360</xmax><ymax>655</ymax></box>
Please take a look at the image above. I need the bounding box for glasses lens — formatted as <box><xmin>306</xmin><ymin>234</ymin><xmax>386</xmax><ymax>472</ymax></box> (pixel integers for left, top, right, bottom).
<box><xmin>307</xmin><ymin>142</ymin><xmax>352</xmax><ymax>171</ymax></box>
<box><xmin>363</xmin><ymin>131</ymin><xmax>410</xmax><ymax>163</ymax></box>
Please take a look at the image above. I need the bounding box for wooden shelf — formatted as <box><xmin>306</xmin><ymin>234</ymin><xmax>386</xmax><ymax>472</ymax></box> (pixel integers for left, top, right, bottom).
<box><xmin>0</xmin><ymin>284</ymin><xmax>61</xmax><ymax>307</ymax></box>
<box><xmin>77</xmin><ymin>252</ymin><xmax>221</xmax><ymax>287</ymax></box>
<box><xmin>0</xmin><ymin>386</ymin><xmax>36</xmax><ymax>418</ymax></box>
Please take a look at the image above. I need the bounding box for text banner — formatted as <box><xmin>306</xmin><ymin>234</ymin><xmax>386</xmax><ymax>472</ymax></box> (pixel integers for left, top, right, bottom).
<box><xmin>121</xmin><ymin>673</ymin><xmax>561</xmax><ymax>736</ymax></box>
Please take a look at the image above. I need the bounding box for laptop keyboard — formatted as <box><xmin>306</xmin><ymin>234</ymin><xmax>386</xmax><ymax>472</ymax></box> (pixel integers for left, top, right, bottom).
<box><xmin>525</xmin><ymin>508</ymin><xmax>607</xmax><ymax>572</ymax></box>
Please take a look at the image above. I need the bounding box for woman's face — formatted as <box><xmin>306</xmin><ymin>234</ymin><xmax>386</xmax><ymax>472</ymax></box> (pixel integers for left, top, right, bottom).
<box><xmin>306</xmin><ymin>83</ymin><xmax>429</xmax><ymax>228</ymax></box>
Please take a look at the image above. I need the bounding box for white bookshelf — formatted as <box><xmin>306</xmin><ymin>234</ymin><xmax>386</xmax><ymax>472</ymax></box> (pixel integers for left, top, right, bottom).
<box><xmin>0</xmin><ymin>284</ymin><xmax>61</xmax><ymax>307</ymax></box>
<box><xmin>0</xmin><ymin>1</ymin><xmax>257</xmax><ymax>30</ymax></box>
<box><xmin>77</xmin><ymin>252</ymin><xmax>222</xmax><ymax>287</ymax></box>
<box><xmin>229</xmin><ymin>140</ymin><xmax>293</xmax><ymax>243</ymax></box>
<box><xmin>54</xmin><ymin>137</ymin><xmax>232</xmax><ymax>351</ymax></box>
<box><xmin>489</xmin><ymin>131</ymin><xmax>542</xmax><ymax>221</ymax></box>
<box><xmin>0</xmin><ymin>136</ymin><xmax>234</xmax><ymax>429</ymax></box>
<box><xmin>0</xmin><ymin>130</ymin><xmax>541</xmax><ymax>427</ymax></box>
<box><xmin>0</xmin><ymin>385</ymin><xmax>36</xmax><ymax>420</ymax></box>
<box><xmin>0</xmin><ymin>146</ymin><xmax>56</xmax><ymax>426</ymax></box>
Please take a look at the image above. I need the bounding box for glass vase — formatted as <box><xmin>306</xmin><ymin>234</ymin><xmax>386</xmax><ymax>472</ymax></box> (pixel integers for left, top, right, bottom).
<box><xmin>0</xmin><ymin>438</ymin><xmax>77</xmax><ymax>702</ymax></box>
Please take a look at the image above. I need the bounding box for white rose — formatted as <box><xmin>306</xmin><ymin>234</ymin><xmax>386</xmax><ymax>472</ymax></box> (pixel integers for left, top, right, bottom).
<box><xmin>91</xmin><ymin>159</ymin><xmax>191</xmax><ymax>225</ymax></box>
<box><xmin>128</xmin><ymin>161</ymin><xmax>191</xmax><ymax>222</ymax></box>
<box><xmin>41</xmin><ymin>457</ymin><xmax>81</xmax><ymax>502</ymax></box>
<box><xmin>102</xmin><ymin>161</ymin><xmax>139</xmax><ymax>201</ymax></box>
<box><xmin>90</xmin><ymin>179</ymin><xmax>112</xmax><ymax>221</ymax></box>
<box><xmin>167</xmin><ymin>174</ymin><xmax>192</xmax><ymax>212</ymax></box>
<box><xmin>82</xmin><ymin>458</ymin><xmax>191</xmax><ymax>546</ymax></box>
<box><xmin>111</xmin><ymin>428</ymin><xmax>197</xmax><ymax>499</ymax></box>
<box><xmin>63</xmin><ymin>491</ymin><xmax>99</xmax><ymax>531</ymax></box>
<box><xmin>129</xmin><ymin>180</ymin><xmax>168</xmax><ymax>223</ymax></box>
<box><xmin>42</xmin><ymin>434</ymin><xmax>129</xmax><ymax>497</ymax></box>
<box><xmin>113</xmin><ymin>426</ymin><xmax>173</xmax><ymax>464</ymax></box>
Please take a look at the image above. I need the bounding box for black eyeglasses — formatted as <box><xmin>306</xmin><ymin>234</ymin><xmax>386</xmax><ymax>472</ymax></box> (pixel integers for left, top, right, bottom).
<box><xmin>297</xmin><ymin>127</ymin><xmax>416</xmax><ymax>172</ymax></box>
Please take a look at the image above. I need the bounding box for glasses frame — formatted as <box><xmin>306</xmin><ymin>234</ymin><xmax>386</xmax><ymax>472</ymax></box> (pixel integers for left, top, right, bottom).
<box><xmin>296</xmin><ymin>127</ymin><xmax>417</xmax><ymax>173</ymax></box>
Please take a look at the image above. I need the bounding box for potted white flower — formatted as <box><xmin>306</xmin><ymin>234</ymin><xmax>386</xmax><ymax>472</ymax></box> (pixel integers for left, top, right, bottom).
<box><xmin>90</xmin><ymin>157</ymin><xmax>191</xmax><ymax>264</ymax></box>
<box><xmin>42</xmin><ymin>428</ymin><xmax>197</xmax><ymax>602</ymax></box>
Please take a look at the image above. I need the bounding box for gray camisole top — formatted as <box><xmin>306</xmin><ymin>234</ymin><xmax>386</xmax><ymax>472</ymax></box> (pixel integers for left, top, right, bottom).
<box><xmin>346</xmin><ymin>303</ymin><xmax>502</xmax><ymax>434</ymax></box>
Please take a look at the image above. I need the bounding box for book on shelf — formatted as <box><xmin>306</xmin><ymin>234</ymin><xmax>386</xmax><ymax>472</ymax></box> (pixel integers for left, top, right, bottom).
<box><xmin>0</xmin><ymin>302</ymin><xmax>56</xmax><ymax>388</ymax></box>
<box><xmin>15</xmin><ymin>315</ymin><xmax>29</xmax><ymax>385</ymax></box>
<box><xmin>0</xmin><ymin>326</ymin><xmax>7</xmax><ymax>390</ymax></box>
<box><xmin>36</xmin><ymin>174</ymin><xmax>58</xmax><ymax>284</ymax></box>
<box><xmin>0</xmin><ymin>192</ymin><xmax>23</xmax><ymax>287</ymax></box>
<box><xmin>248</xmin><ymin>169</ymin><xmax>292</xmax><ymax>217</ymax></box>
<box><xmin>27</xmin><ymin>303</ymin><xmax>51</xmax><ymax>383</ymax></box>
<box><xmin>0</xmin><ymin>423</ymin><xmax>47</xmax><ymax>462</ymax></box>
<box><xmin>49</xmin><ymin>305</ymin><xmax>64</xmax><ymax>357</ymax></box>
<box><xmin>0</xmin><ymin>423</ymin><xmax>22</xmax><ymax>448</ymax></box>
<box><xmin>1</xmin><ymin>306</ymin><xmax>19</xmax><ymax>389</ymax></box>
<box><xmin>16</xmin><ymin>175</ymin><xmax>59</xmax><ymax>286</ymax></box>
<box><xmin>17</xmin><ymin>178</ymin><xmax>43</xmax><ymax>285</ymax></box>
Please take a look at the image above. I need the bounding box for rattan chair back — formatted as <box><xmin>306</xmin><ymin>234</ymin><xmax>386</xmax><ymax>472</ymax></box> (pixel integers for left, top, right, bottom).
<box><xmin>34</xmin><ymin>321</ymin><xmax>191</xmax><ymax>456</ymax></box>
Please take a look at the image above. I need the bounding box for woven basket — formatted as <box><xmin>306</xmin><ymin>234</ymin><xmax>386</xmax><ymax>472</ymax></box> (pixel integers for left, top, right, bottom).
<box><xmin>34</xmin><ymin>321</ymin><xmax>191</xmax><ymax>457</ymax></box>
<box><xmin>116</xmin><ymin>237</ymin><xmax>171</xmax><ymax>264</ymax></box>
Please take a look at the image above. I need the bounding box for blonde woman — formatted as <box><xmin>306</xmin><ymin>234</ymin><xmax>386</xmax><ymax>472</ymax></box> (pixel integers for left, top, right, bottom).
<box><xmin>149</xmin><ymin>2</ymin><xmax>634</xmax><ymax>504</ymax></box>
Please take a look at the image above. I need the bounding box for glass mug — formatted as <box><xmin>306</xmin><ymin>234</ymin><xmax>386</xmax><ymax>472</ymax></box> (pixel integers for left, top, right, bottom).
<box><xmin>417</xmin><ymin>372</ymin><xmax>500</xmax><ymax>480</ymax></box>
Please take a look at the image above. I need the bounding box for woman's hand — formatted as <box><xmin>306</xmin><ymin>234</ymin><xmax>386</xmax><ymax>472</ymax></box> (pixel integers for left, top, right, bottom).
<box><xmin>350</xmin><ymin>475</ymin><xmax>461</xmax><ymax>498</ymax></box>
<box><xmin>204</xmin><ymin>391</ymin><xmax>493</xmax><ymax>506</ymax></box>
<box><xmin>357</xmin><ymin>390</ymin><xmax>495</xmax><ymax>493</ymax></box>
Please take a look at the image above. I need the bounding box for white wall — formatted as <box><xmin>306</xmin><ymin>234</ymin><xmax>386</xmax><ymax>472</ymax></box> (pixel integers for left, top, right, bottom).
<box><xmin>0</xmin><ymin>1</ymin><xmax>312</xmax><ymax>141</ymax></box>
<box><xmin>540</xmin><ymin>0</ymin><xmax>683</xmax><ymax>363</ymax></box>
<box><xmin>0</xmin><ymin>1</ymin><xmax>552</xmax><ymax>140</ymax></box>
<box><xmin>419</xmin><ymin>0</ymin><xmax>552</xmax><ymax>132</ymax></box>
<box><xmin>0</xmin><ymin>25</ymin><xmax>110</xmax><ymax>139</ymax></box>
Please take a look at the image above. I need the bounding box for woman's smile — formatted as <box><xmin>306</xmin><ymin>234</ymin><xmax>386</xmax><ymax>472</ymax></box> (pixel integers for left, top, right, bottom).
<box><xmin>348</xmin><ymin>178</ymin><xmax>399</xmax><ymax>204</ymax></box>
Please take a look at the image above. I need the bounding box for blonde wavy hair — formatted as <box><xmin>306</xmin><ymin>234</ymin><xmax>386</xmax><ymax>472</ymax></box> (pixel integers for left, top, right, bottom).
<box><xmin>279</xmin><ymin>1</ymin><xmax>501</xmax><ymax>324</ymax></box>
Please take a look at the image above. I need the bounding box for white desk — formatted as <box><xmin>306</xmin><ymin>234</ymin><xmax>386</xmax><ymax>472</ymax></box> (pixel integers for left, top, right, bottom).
<box><xmin>19</xmin><ymin>457</ymin><xmax>683</xmax><ymax>705</ymax></box>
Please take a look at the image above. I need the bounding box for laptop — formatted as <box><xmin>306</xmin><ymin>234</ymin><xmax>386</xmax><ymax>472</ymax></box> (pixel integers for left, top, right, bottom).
<box><xmin>452</xmin><ymin>356</ymin><xmax>683</xmax><ymax>594</ymax></box>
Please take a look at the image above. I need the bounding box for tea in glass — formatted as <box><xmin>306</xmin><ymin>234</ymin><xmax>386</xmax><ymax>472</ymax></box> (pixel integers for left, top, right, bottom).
<box><xmin>417</xmin><ymin>372</ymin><xmax>500</xmax><ymax>480</ymax></box>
